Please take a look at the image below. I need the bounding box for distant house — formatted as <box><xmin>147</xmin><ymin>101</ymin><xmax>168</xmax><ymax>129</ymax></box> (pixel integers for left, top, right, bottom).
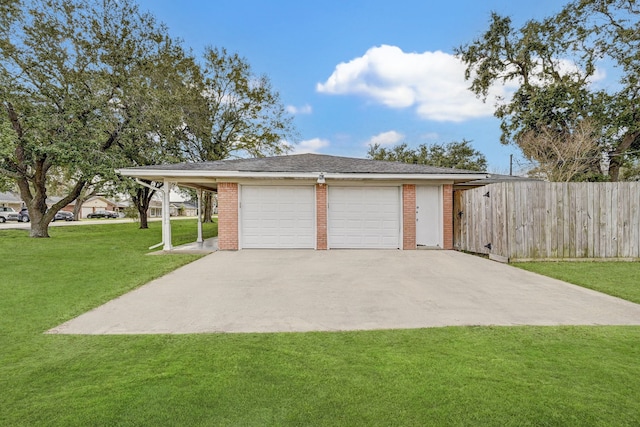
<box><xmin>48</xmin><ymin>195</ymin><xmax>126</xmax><ymax>218</ymax></box>
<box><xmin>171</xmin><ymin>201</ymin><xmax>198</xmax><ymax>217</ymax></box>
<box><xmin>147</xmin><ymin>200</ymin><xmax>197</xmax><ymax>217</ymax></box>
<box><xmin>78</xmin><ymin>196</ymin><xmax>125</xmax><ymax>218</ymax></box>
<box><xmin>148</xmin><ymin>199</ymin><xmax>163</xmax><ymax>217</ymax></box>
<box><xmin>0</xmin><ymin>192</ymin><xmax>23</xmax><ymax>211</ymax></box>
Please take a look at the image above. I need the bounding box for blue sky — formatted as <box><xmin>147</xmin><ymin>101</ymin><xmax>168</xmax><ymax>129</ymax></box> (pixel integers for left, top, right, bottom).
<box><xmin>136</xmin><ymin>0</ymin><xmax>573</xmax><ymax>173</ymax></box>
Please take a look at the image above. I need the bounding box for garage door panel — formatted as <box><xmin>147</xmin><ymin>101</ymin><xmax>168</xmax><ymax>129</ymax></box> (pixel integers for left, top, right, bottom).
<box><xmin>328</xmin><ymin>187</ymin><xmax>400</xmax><ymax>249</ymax></box>
<box><xmin>241</xmin><ymin>186</ymin><xmax>315</xmax><ymax>249</ymax></box>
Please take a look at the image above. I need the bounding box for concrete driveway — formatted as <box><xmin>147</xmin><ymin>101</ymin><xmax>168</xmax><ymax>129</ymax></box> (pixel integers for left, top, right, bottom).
<box><xmin>49</xmin><ymin>250</ymin><xmax>640</xmax><ymax>334</ymax></box>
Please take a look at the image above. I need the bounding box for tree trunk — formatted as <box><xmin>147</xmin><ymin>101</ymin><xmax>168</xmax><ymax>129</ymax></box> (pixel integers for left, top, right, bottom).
<box><xmin>131</xmin><ymin>183</ymin><xmax>155</xmax><ymax>229</ymax></box>
<box><xmin>203</xmin><ymin>192</ymin><xmax>213</xmax><ymax>223</ymax></box>
<box><xmin>73</xmin><ymin>200</ymin><xmax>83</xmax><ymax>221</ymax></box>
<box><xmin>137</xmin><ymin>202</ymin><xmax>149</xmax><ymax>229</ymax></box>
<box><xmin>609</xmin><ymin>157</ymin><xmax>622</xmax><ymax>182</ymax></box>
<box><xmin>22</xmin><ymin>178</ymin><xmax>86</xmax><ymax>237</ymax></box>
<box><xmin>29</xmin><ymin>212</ymin><xmax>51</xmax><ymax>238</ymax></box>
<box><xmin>28</xmin><ymin>193</ymin><xmax>51</xmax><ymax>237</ymax></box>
<box><xmin>608</xmin><ymin>131</ymin><xmax>640</xmax><ymax>182</ymax></box>
<box><xmin>16</xmin><ymin>164</ymin><xmax>53</xmax><ymax>237</ymax></box>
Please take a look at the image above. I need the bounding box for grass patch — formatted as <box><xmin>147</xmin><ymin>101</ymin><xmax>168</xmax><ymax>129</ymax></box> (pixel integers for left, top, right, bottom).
<box><xmin>515</xmin><ymin>262</ymin><xmax>640</xmax><ymax>304</ymax></box>
<box><xmin>1</xmin><ymin>224</ymin><xmax>640</xmax><ymax>426</ymax></box>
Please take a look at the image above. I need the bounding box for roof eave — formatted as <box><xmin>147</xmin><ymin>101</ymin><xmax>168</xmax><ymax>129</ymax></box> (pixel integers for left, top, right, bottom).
<box><xmin>117</xmin><ymin>168</ymin><xmax>489</xmax><ymax>182</ymax></box>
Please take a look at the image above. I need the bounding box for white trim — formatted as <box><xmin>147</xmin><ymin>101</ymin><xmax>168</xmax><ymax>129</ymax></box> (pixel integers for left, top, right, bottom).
<box><xmin>118</xmin><ymin>168</ymin><xmax>489</xmax><ymax>182</ymax></box>
<box><xmin>314</xmin><ymin>185</ymin><xmax>318</xmax><ymax>250</ymax></box>
<box><xmin>196</xmin><ymin>189</ymin><xmax>203</xmax><ymax>244</ymax></box>
<box><xmin>399</xmin><ymin>185</ymin><xmax>404</xmax><ymax>250</ymax></box>
<box><xmin>162</xmin><ymin>180</ymin><xmax>172</xmax><ymax>251</ymax></box>
<box><xmin>238</xmin><ymin>184</ymin><xmax>243</xmax><ymax>249</ymax></box>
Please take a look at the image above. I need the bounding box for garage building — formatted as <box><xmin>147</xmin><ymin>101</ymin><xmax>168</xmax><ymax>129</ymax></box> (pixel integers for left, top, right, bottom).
<box><xmin>118</xmin><ymin>154</ymin><xmax>487</xmax><ymax>250</ymax></box>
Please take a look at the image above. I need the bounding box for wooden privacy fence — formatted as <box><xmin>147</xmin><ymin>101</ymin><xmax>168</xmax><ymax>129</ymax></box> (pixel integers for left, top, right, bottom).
<box><xmin>455</xmin><ymin>182</ymin><xmax>640</xmax><ymax>262</ymax></box>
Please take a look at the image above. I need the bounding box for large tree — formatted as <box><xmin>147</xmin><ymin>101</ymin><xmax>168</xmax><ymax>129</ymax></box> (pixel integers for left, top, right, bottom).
<box><xmin>0</xmin><ymin>0</ymin><xmax>194</xmax><ymax>235</ymax></box>
<box><xmin>367</xmin><ymin>140</ymin><xmax>487</xmax><ymax>171</ymax></box>
<box><xmin>182</xmin><ymin>47</ymin><xmax>296</xmax><ymax>220</ymax></box>
<box><xmin>455</xmin><ymin>0</ymin><xmax>640</xmax><ymax>181</ymax></box>
<box><xmin>106</xmin><ymin>22</ymin><xmax>200</xmax><ymax>229</ymax></box>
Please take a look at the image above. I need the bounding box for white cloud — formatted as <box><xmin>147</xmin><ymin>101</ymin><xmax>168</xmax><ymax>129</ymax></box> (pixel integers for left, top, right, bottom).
<box><xmin>286</xmin><ymin>104</ymin><xmax>313</xmax><ymax>115</ymax></box>
<box><xmin>365</xmin><ymin>130</ymin><xmax>404</xmax><ymax>146</ymax></box>
<box><xmin>289</xmin><ymin>138</ymin><xmax>330</xmax><ymax>154</ymax></box>
<box><xmin>317</xmin><ymin>45</ymin><xmax>500</xmax><ymax>122</ymax></box>
<box><xmin>317</xmin><ymin>45</ymin><xmax>608</xmax><ymax>123</ymax></box>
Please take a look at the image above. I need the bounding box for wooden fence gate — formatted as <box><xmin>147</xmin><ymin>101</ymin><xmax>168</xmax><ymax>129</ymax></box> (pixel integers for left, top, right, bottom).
<box><xmin>455</xmin><ymin>182</ymin><xmax>640</xmax><ymax>262</ymax></box>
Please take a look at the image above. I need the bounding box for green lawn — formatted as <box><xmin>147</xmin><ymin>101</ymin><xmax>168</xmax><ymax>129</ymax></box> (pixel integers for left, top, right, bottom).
<box><xmin>515</xmin><ymin>261</ymin><xmax>640</xmax><ymax>304</ymax></box>
<box><xmin>1</xmin><ymin>223</ymin><xmax>640</xmax><ymax>426</ymax></box>
<box><xmin>513</xmin><ymin>262</ymin><xmax>640</xmax><ymax>304</ymax></box>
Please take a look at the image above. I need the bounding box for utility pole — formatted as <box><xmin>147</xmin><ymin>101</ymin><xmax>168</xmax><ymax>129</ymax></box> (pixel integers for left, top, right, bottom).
<box><xmin>509</xmin><ymin>154</ymin><xmax>513</xmax><ymax>176</ymax></box>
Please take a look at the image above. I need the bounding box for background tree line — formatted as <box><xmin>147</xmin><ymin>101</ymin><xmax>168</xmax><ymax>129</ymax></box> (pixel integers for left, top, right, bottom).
<box><xmin>367</xmin><ymin>139</ymin><xmax>487</xmax><ymax>171</ymax></box>
<box><xmin>0</xmin><ymin>0</ymin><xmax>295</xmax><ymax>237</ymax></box>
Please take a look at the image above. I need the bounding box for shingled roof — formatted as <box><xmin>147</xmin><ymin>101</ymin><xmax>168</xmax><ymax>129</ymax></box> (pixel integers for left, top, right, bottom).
<box><xmin>128</xmin><ymin>153</ymin><xmax>486</xmax><ymax>175</ymax></box>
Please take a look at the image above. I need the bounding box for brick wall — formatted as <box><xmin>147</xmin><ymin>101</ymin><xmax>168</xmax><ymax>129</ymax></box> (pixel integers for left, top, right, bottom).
<box><xmin>402</xmin><ymin>184</ymin><xmax>416</xmax><ymax>250</ymax></box>
<box><xmin>217</xmin><ymin>182</ymin><xmax>238</xmax><ymax>250</ymax></box>
<box><xmin>316</xmin><ymin>184</ymin><xmax>327</xmax><ymax>250</ymax></box>
<box><xmin>443</xmin><ymin>184</ymin><xmax>453</xmax><ymax>250</ymax></box>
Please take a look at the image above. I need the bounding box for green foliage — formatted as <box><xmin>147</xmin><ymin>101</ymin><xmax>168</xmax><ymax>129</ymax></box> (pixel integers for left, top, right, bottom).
<box><xmin>183</xmin><ymin>46</ymin><xmax>296</xmax><ymax>162</ymax></box>
<box><xmin>0</xmin><ymin>119</ymin><xmax>15</xmax><ymax>191</ymax></box>
<box><xmin>1</xmin><ymin>225</ymin><xmax>640</xmax><ymax>424</ymax></box>
<box><xmin>122</xmin><ymin>205</ymin><xmax>140</xmax><ymax>221</ymax></box>
<box><xmin>367</xmin><ymin>139</ymin><xmax>487</xmax><ymax>171</ymax></box>
<box><xmin>1</xmin><ymin>1</ymin><xmax>297</xmax><ymax>235</ymax></box>
<box><xmin>456</xmin><ymin>1</ymin><xmax>640</xmax><ymax>181</ymax></box>
<box><xmin>0</xmin><ymin>0</ymin><xmax>200</xmax><ymax>235</ymax></box>
<box><xmin>620</xmin><ymin>159</ymin><xmax>640</xmax><ymax>181</ymax></box>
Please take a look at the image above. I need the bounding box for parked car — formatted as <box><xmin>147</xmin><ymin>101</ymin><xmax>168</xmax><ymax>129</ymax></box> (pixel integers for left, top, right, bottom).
<box><xmin>53</xmin><ymin>211</ymin><xmax>75</xmax><ymax>221</ymax></box>
<box><xmin>86</xmin><ymin>210</ymin><xmax>118</xmax><ymax>219</ymax></box>
<box><xmin>0</xmin><ymin>206</ymin><xmax>20</xmax><ymax>222</ymax></box>
<box><xmin>18</xmin><ymin>208</ymin><xmax>29</xmax><ymax>222</ymax></box>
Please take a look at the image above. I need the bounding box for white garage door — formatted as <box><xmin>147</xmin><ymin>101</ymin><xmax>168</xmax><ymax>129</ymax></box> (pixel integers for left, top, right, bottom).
<box><xmin>81</xmin><ymin>207</ymin><xmax>93</xmax><ymax>219</ymax></box>
<box><xmin>241</xmin><ymin>186</ymin><xmax>315</xmax><ymax>249</ymax></box>
<box><xmin>328</xmin><ymin>186</ymin><xmax>400</xmax><ymax>249</ymax></box>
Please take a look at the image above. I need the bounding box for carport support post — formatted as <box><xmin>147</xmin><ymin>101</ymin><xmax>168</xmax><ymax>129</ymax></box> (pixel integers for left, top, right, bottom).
<box><xmin>196</xmin><ymin>189</ymin><xmax>203</xmax><ymax>244</ymax></box>
<box><xmin>162</xmin><ymin>180</ymin><xmax>172</xmax><ymax>251</ymax></box>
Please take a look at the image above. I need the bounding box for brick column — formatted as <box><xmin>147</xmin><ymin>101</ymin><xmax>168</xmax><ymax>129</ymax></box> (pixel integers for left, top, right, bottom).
<box><xmin>316</xmin><ymin>184</ymin><xmax>327</xmax><ymax>250</ymax></box>
<box><xmin>217</xmin><ymin>182</ymin><xmax>238</xmax><ymax>250</ymax></box>
<box><xmin>443</xmin><ymin>184</ymin><xmax>453</xmax><ymax>250</ymax></box>
<box><xmin>402</xmin><ymin>184</ymin><xmax>416</xmax><ymax>250</ymax></box>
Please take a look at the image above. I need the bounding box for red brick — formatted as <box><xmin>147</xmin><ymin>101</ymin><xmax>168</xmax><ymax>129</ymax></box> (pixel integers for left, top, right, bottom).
<box><xmin>402</xmin><ymin>184</ymin><xmax>416</xmax><ymax>250</ymax></box>
<box><xmin>316</xmin><ymin>184</ymin><xmax>327</xmax><ymax>250</ymax></box>
<box><xmin>218</xmin><ymin>182</ymin><xmax>238</xmax><ymax>250</ymax></box>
